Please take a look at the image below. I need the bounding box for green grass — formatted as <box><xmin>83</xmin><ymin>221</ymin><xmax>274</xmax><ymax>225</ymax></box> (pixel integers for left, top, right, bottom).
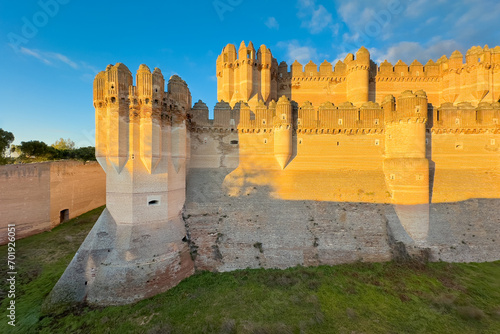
<box><xmin>1</xmin><ymin>208</ymin><xmax>499</xmax><ymax>333</ymax></box>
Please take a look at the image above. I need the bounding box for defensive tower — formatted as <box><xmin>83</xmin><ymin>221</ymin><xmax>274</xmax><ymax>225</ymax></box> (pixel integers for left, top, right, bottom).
<box><xmin>48</xmin><ymin>64</ymin><xmax>194</xmax><ymax>306</ymax></box>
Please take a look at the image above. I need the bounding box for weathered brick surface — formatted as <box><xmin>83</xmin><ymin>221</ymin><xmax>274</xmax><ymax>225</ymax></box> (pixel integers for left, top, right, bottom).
<box><xmin>186</xmin><ymin>169</ymin><xmax>500</xmax><ymax>271</ymax></box>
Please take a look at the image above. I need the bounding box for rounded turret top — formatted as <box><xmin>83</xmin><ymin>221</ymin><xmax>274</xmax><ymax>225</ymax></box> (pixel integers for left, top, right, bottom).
<box><xmin>361</xmin><ymin>101</ymin><xmax>380</xmax><ymax>109</ymax></box>
<box><xmin>344</xmin><ymin>53</ymin><xmax>354</xmax><ymax>62</ymax></box>
<box><xmin>153</xmin><ymin>67</ymin><xmax>162</xmax><ymax>74</ymax></box>
<box><xmin>169</xmin><ymin>74</ymin><xmax>184</xmax><ymax>82</ymax></box>
<box><xmin>478</xmin><ymin>101</ymin><xmax>492</xmax><ymax>109</ymax></box>
<box><xmin>415</xmin><ymin>90</ymin><xmax>427</xmax><ymax>98</ymax></box>
<box><xmin>450</xmin><ymin>50</ymin><xmax>463</xmax><ymax>59</ymax></box>
<box><xmin>192</xmin><ymin>100</ymin><xmax>208</xmax><ymax>110</ymax></box>
<box><xmin>224</xmin><ymin>43</ymin><xmax>236</xmax><ymax>53</ymax></box>
<box><xmin>437</xmin><ymin>55</ymin><xmax>448</xmax><ymax>63</ymax></box>
<box><xmin>138</xmin><ymin>64</ymin><xmax>151</xmax><ymax>72</ymax></box>
<box><xmin>215</xmin><ymin>100</ymin><xmax>231</xmax><ymax>109</ymax></box>
<box><xmin>400</xmin><ymin>90</ymin><xmax>415</xmax><ymax>98</ymax></box>
<box><xmin>356</xmin><ymin>46</ymin><xmax>369</xmax><ymax>55</ymax></box>
<box><xmin>319</xmin><ymin>101</ymin><xmax>335</xmax><ymax>109</ymax></box>
<box><xmin>106</xmin><ymin>64</ymin><xmax>113</xmax><ymax>71</ymax></box>
<box><xmin>114</xmin><ymin>63</ymin><xmax>131</xmax><ymax>72</ymax></box>
<box><xmin>382</xmin><ymin>94</ymin><xmax>395</xmax><ymax>103</ymax></box>
<box><xmin>277</xmin><ymin>95</ymin><xmax>290</xmax><ymax>104</ymax></box>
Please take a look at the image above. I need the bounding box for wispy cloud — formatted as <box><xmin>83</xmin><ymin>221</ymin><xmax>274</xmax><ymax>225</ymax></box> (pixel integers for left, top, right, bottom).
<box><xmin>19</xmin><ymin>47</ymin><xmax>80</xmax><ymax>69</ymax></box>
<box><xmin>265</xmin><ymin>17</ymin><xmax>279</xmax><ymax>30</ymax></box>
<box><xmin>297</xmin><ymin>0</ymin><xmax>333</xmax><ymax>34</ymax></box>
<box><xmin>371</xmin><ymin>39</ymin><xmax>463</xmax><ymax>64</ymax></box>
<box><xmin>277</xmin><ymin>40</ymin><xmax>321</xmax><ymax>64</ymax></box>
<box><xmin>16</xmin><ymin>46</ymin><xmax>100</xmax><ymax>83</ymax></box>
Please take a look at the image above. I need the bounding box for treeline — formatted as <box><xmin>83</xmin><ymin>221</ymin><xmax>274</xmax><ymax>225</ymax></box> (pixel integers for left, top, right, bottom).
<box><xmin>0</xmin><ymin>129</ymin><xmax>96</xmax><ymax>165</ymax></box>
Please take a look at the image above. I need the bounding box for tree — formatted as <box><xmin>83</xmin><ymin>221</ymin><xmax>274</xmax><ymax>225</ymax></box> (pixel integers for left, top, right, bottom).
<box><xmin>73</xmin><ymin>146</ymin><xmax>96</xmax><ymax>162</ymax></box>
<box><xmin>52</xmin><ymin>138</ymin><xmax>75</xmax><ymax>150</ymax></box>
<box><xmin>0</xmin><ymin>129</ymin><xmax>14</xmax><ymax>157</ymax></box>
<box><xmin>19</xmin><ymin>140</ymin><xmax>52</xmax><ymax>157</ymax></box>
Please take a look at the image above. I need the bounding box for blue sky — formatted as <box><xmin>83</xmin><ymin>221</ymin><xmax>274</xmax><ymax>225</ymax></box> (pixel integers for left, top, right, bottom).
<box><xmin>1</xmin><ymin>0</ymin><xmax>499</xmax><ymax>147</ymax></box>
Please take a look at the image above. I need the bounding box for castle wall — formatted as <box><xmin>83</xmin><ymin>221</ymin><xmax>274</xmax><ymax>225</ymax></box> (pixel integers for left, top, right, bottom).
<box><xmin>0</xmin><ymin>161</ymin><xmax>106</xmax><ymax>244</ymax></box>
<box><xmin>430</xmin><ymin>133</ymin><xmax>500</xmax><ymax>203</ymax></box>
<box><xmin>219</xmin><ymin>42</ymin><xmax>500</xmax><ymax>109</ymax></box>
<box><xmin>184</xmin><ymin>168</ymin><xmax>500</xmax><ymax>272</ymax></box>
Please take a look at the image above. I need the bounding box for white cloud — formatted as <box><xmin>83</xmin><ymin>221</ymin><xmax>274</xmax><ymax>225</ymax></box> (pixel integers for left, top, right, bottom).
<box><xmin>19</xmin><ymin>47</ymin><xmax>80</xmax><ymax>69</ymax></box>
<box><xmin>372</xmin><ymin>39</ymin><xmax>463</xmax><ymax>64</ymax></box>
<box><xmin>19</xmin><ymin>47</ymin><xmax>52</xmax><ymax>65</ymax></box>
<box><xmin>265</xmin><ymin>17</ymin><xmax>279</xmax><ymax>30</ymax></box>
<box><xmin>16</xmin><ymin>47</ymin><xmax>99</xmax><ymax>81</ymax></box>
<box><xmin>297</xmin><ymin>0</ymin><xmax>333</xmax><ymax>34</ymax></box>
<box><xmin>277</xmin><ymin>40</ymin><xmax>319</xmax><ymax>64</ymax></box>
<box><xmin>336</xmin><ymin>0</ymin><xmax>408</xmax><ymax>42</ymax></box>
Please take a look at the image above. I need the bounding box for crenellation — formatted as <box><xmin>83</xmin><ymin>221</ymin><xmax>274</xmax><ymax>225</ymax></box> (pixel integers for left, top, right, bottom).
<box><xmin>394</xmin><ymin>60</ymin><xmax>409</xmax><ymax>77</ymax></box>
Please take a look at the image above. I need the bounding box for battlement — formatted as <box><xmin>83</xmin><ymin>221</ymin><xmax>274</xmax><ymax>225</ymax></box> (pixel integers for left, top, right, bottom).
<box><xmin>218</xmin><ymin>42</ymin><xmax>500</xmax><ymax>108</ymax></box>
<box><xmin>191</xmin><ymin>90</ymin><xmax>499</xmax><ymax>134</ymax></box>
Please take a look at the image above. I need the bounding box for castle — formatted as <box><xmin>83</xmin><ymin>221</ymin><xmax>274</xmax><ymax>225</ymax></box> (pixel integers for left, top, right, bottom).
<box><xmin>48</xmin><ymin>42</ymin><xmax>500</xmax><ymax>307</ymax></box>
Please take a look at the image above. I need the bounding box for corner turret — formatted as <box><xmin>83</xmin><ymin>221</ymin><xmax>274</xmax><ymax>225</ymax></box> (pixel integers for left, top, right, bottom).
<box><xmin>273</xmin><ymin>96</ymin><xmax>293</xmax><ymax>169</ymax></box>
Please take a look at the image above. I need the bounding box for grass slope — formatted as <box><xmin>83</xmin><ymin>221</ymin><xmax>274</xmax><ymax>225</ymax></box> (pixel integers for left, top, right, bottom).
<box><xmin>0</xmin><ymin>207</ymin><xmax>499</xmax><ymax>333</ymax></box>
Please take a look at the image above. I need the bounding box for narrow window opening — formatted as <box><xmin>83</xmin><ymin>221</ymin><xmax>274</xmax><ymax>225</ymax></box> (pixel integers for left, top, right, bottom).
<box><xmin>336</xmin><ymin>141</ymin><xmax>340</xmax><ymax>146</ymax></box>
<box><xmin>338</xmin><ymin>119</ymin><xmax>343</xmax><ymax>125</ymax></box>
<box><xmin>375</xmin><ymin>139</ymin><xmax>380</xmax><ymax>146</ymax></box>
<box><xmin>148</xmin><ymin>200</ymin><xmax>159</xmax><ymax>206</ymax></box>
<box><xmin>390</xmin><ymin>174</ymin><xmax>396</xmax><ymax>180</ymax></box>
<box><xmin>437</xmin><ymin>110</ymin><xmax>440</xmax><ymax>121</ymax></box>
<box><xmin>230</xmin><ymin>140</ymin><xmax>238</xmax><ymax>144</ymax></box>
<box><xmin>111</xmin><ymin>97</ymin><xmax>116</xmax><ymax>103</ymax></box>
<box><xmin>455</xmin><ymin>118</ymin><xmax>460</xmax><ymax>125</ymax></box>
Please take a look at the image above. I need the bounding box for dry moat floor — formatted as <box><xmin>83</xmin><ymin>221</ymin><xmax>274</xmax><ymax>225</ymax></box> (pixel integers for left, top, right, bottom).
<box><xmin>1</xmin><ymin>206</ymin><xmax>499</xmax><ymax>334</ymax></box>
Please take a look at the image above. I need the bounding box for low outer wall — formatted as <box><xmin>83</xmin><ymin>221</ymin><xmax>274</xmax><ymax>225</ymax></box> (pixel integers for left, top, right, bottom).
<box><xmin>0</xmin><ymin>161</ymin><xmax>106</xmax><ymax>244</ymax></box>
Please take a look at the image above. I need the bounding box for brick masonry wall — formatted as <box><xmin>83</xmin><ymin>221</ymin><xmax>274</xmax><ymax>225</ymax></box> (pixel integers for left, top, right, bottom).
<box><xmin>184</xmin><ymin>168</ymin><xmax>500</xmax><ymax>271</ymax></box>
<box><xmin>0</xmin><ymin>161</ymin><xmax>105</xmax><ymax>244</ymax></box>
